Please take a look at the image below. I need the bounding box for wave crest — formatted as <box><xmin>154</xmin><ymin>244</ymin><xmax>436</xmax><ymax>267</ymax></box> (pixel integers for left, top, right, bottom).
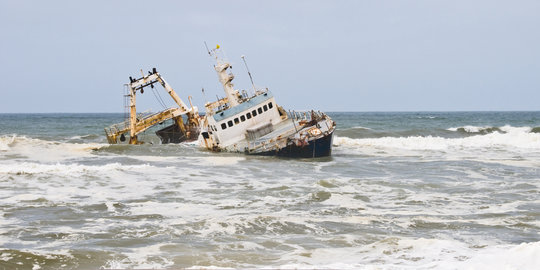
<box><xmin>0</xmin><ymin>135</ymin><xmax>107</xmax><ymax>161</ymax></box>
<box><xmin>333</xmin><ymin>126</ymin><xmax>540</xmax><ymax>154</ymax></box>
<box><xmin>0</xmin><ymin>162</ymin><xmax>154</xmax><ymax>177</ymax></box>
<box><xmin>0</xmin><ymin>135</ymin><xmax>17</xmax><ymax>151</ymax></box>
<box><xmin>447</xmin><ymin>125</ymin><xmax>533</xmax><ymax>135</ymax></box>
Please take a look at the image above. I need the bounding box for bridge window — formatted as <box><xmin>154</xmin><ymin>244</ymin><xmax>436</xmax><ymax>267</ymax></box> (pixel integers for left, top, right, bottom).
<box><xmin>258</xmin><ymin>107</ymin><xmax>263</xmax><ymax>114</ymax></box>
<box><xmin>252</xmin><ymin>110</ymin><xmax>257</xmax><ymax>117</ymax></box>
<box><xmin>221</xmin><ymin>123</ymin><xmax>227</xmax><ymax>130</ymax></box>
<box><xmin>240</xmin><ymin>115</ymin><xmax>246</xmax><ymax>122</ymax></box>
<box><xmin>268</xmin><ymin>102</ymin><xmax>273</xmax><ymax>109</ymax></box>
<box><xmin>234</xmin><ymin>118</ymin><xmax>239</xmax><ymax>124</ymax></box>
<box><xmin>247</xmin><ymin>112</ymin><xmax>252</xmax><ymax>119</ymax></box>
<box><xmin>228</xmin><ymin>120</ymin><xmax>233</xmax><ymax>127</ymax></box>
<box><xmin>263</xmin><ymin>105</ymin><xmax>268</xmax><ymax>111</ymax></box>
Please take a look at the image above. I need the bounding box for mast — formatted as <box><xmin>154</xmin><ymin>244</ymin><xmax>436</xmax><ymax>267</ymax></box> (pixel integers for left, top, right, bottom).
<box><xmin>210</xmin><ymin>45</ymin><xmax>240</xmax><ymax>107</ymax></box>
<box><xmin>112</xmin><ymin>68</ymin><xmax>198</xmax><ymax>145</ymax></box>
<box><xmin>241</xmin><ymin>55</ymin><xmax>257</xmax><ymax>95</ymax></box>
<box><xmin>128</xmin><ymin>83</ymin><xmax>138</xmax><ymax>144</ymax></box>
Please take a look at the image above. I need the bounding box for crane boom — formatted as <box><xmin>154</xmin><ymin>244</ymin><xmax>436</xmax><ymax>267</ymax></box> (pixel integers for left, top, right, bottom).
<box><xmin>104</xmin><ymin>68</ymin><xmax>200</xmax><ymax>144</ymax></box>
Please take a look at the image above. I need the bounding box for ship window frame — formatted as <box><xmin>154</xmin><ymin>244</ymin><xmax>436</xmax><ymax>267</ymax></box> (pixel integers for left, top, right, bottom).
<box><xmin>228</xmin><ymin>120</ymin><xmax>233</xmax><ymax>127</ymax></box>
<box><xmin>252</xmin><ymin>110</ymin><xmax>257</xmax><ymax>117</ymax></box>
<box><xmin>221</xmin><ymin>123</ymin><xmax>227</xmax><ymax>130</ymax></box>
<box><xmin>268</xmin><ymin>102</ymin><xmax>273</xmax><ymax>109</ymax></box>
<box><xmin>247</xmin><ymin>112</ymin><xmax>252</xmax><ymax>119</ymax></box>
<box><xmin>240</xmin><ymin>115</ymin><xmax>246</xmax><ymax>122</ymax></box>
<box><xmin>234</xmin><ymin>118</ymin><xmax>239</xmax><ymax>124</ymax></box>
<box><xmin>258</xmin><ymin>107</ymin><xmax>263</xmax><ymax>114</ymax></box>
<box><xmin>263</xmin><ymin>105</ymin><xmax>268</xmax><ymax>111</ymax></box>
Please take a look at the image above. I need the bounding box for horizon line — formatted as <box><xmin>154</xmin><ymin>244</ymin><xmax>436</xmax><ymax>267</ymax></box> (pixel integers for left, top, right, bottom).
<box><xmin>1</xmin><ymin>110</ymin><xmax>539</xmax><ymax>114</ymax></box>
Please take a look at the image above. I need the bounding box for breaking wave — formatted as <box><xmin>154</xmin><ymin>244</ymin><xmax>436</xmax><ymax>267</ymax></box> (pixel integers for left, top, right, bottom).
<box><xmin>0</xmin><ymin>134</ymin><xmax>17</xmax><ymax>151</ymax></box>
<box><xmin>447</xmin><ymin>125</ymin><xmax>536</xmax><ymax>135</ymax></box>
<box><xmin>333</xmin><ymin>125</ymin><xmax>540</xmax><ymax>156</ymax></box>
<box><xmin>338</xmin><ymin>125</ymin><xmax>540</xmax><ymax>140</ymax></box>
<box><xmin>0</xmin><ymin>162</ymin><xmax>154</xmax><ymax>177</ymax></box>
<box><xmin>350</xmin><ymin>126</ymin><xmax>372</xmax><ymax>130</ymax></box>
<box><xmin>4</xmin><ymin>238</ymin><xmax>539</xmax><ymax>269</ymax></box>
<box><xmin>279</xmin><ymin>238</ymin><xmax>540</xmax><ymax>269</ymax></box>
<box><xmin>447</xmin><ymin>125</ymin><xmax>503</xmax><ymax>134</ymax></box>
<box><xmin>0</xmin><ymin>135</ymin><xmax>107</xmax><ymax>161</ymax></box>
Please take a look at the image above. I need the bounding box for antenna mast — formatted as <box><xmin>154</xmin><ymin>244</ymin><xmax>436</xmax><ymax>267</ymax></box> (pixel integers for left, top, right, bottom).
<box><xmin>241</xmin><ymin>55</ymin><xmax>256</xmax><ymax>95</ymax></box>
<box><xmin>201</xmin><ymin>87</ymin><xmax>208</xmax><ymax>104</ymax></box>
<box><xmin>204</xmin><ymin>41</ymin><xmax>211</xmax><ymax>55</ymax></box>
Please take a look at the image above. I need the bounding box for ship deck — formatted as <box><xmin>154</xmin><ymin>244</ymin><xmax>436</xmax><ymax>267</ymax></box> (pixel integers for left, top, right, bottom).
<box><xmin>228</xmin><ymin>118</ymin><xmax>302</xmax><ymax>152</ymax></box>
<box><xmin>254</xmin><ymin>118</ymin><xmax>299</xmax><ymax>142</ymax></box>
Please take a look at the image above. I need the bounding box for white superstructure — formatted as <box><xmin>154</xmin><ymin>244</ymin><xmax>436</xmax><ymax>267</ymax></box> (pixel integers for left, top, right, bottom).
<box><xmin>198</xmin><ymin>47</ymin><xmax>288</xmax><ymax>152</ymax></box>
<box><xmin>198</xmin><ymin>46</ymin><xmax>335</xmax><ymax>158</ymax></box>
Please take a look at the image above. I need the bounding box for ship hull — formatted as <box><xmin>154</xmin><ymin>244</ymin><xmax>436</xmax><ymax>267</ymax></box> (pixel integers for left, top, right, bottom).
<box><xmin>252</xmin><ymin>131</ymin><xmax>334</xmax><ymax>158</ymax></box>
<box><xmin>156</xmin><ymin>123</ymin><xmax>199</xmax><ymax>144</ymax></box>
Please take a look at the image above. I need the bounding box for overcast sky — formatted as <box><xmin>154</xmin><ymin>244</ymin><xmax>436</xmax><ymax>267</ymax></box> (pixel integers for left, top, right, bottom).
<box><xmin>0</xmin><ymin>0</ymin><xmax>539</xmax><ymax>112</ymax></box>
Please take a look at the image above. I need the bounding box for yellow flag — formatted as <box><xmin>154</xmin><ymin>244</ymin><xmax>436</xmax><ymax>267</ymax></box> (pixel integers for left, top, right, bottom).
<box><xmin>216</xmin><ymin>44</ymin><xmax>220</xmax><ymax>49</ymax></box>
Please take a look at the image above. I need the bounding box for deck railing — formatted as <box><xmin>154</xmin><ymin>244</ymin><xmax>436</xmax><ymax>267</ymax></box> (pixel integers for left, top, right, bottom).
<box><xmin>287</xmin><ymin>110</ymin><xmax>325</xmax><ymax>122</ymax></box>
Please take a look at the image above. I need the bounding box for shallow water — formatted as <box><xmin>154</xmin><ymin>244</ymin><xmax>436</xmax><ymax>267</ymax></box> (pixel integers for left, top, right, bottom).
<box><xmin>1</xmin><ymin>112</ymin><xmax>539</xmax><ymax>269</ymax></box>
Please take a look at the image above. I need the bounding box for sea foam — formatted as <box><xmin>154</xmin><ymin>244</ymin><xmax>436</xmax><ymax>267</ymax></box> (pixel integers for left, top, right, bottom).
<box><xmin>0</xmin><ymin>162</ymin><xmax>152</xmax><ymax>177</ymax></box>
<box><xmin>334</xmin><ymin>126</ymin><xmax>540</xmax><ymax>152</ymax></box>
<box><xmin>0</xmin><ymin>135</ymin><xmax>16</xmax><ymax>151</ymax></box>
<box><xmin>279</xmin><ymin>238</ymin><xmax>540</xmax><ymax>270</ymax></box>
<box><xmin>0</xmin><ymin>135</ymin><xmax>106</xmax><ymax>161</ymax></box>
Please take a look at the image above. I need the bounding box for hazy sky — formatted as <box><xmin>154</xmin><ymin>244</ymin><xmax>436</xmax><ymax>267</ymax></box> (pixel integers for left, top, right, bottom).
<box><xmin>0</xmin><ymin>0</ymin><xmax>539</xmax><ymax>112</ymax></box>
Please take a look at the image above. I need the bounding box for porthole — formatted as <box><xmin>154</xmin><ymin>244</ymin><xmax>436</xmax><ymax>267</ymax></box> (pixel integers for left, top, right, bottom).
<box><xmin>221</xmin><ymin>123</ymin><xmax>227</xmax><ymax>130</ymax></box>
<box><xmin>263</xmin><ymin>105</ymin><xmax>268</xmax><ymax>111</ymax></box>
<box><xmin>247</xmin><ymin>112</ymin><xmax>252</xmax><ymax>119</ymax></box>
<box><xmin>228</xmin><ymin>120</ymin><xmax>233</xmax><ymax>127</ymax></box>
<box><xmin>240</xmin><ymin>115</ymin><xmax>246</xmax><ymax>122</ymax></box>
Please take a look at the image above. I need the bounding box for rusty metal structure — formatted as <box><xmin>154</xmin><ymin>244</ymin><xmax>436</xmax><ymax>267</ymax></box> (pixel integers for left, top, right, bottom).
<box><xmin>104</xmin><ymin>68</ymin><xmax>200</xmax><ymax>144</ymax></box>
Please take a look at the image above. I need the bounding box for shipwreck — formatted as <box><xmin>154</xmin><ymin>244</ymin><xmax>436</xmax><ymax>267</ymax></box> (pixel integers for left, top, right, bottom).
<box><xmin>104</xmin><ymin>46</ymin><xmax>335</xmax><ymax>158</ymax></box>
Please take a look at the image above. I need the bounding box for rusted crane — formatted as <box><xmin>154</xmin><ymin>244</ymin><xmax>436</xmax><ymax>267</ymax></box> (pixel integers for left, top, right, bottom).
<box><xmin>104</xmin><ymin>68</ymin><xmax>200</xmax><ymax>144</ymax></box>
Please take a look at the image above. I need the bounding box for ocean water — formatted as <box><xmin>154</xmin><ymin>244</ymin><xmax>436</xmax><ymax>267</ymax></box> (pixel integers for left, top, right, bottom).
<box><xmin>0</xmin><ymin>112</ymin><xmax>539</xmax><ymax>269</ymax></box>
